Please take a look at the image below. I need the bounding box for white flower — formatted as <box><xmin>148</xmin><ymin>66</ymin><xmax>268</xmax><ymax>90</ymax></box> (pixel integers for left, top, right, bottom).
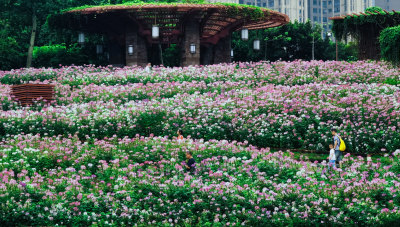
<box><xmin>170</xmin><ymin>158</ymin><xmax>176</xmax><ymax>162</ymax></box>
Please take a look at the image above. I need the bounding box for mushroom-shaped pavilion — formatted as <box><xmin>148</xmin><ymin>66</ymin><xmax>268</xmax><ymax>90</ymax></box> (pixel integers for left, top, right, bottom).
<box><xmin>53</xmin><ymin>3</ymin><xmax>289</xmax><ymax>66</ymax></box>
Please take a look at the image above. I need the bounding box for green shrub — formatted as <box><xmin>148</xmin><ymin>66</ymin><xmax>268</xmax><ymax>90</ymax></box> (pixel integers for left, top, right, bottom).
<box><xmin>33</xmin><ymin>43</ymin><xmax>90</xmax><ymax>68</ymax></box>
<box><xmin>380</xmin><ymin>25</ymin><xmax>400</xmax><ymax>66</ymax></box>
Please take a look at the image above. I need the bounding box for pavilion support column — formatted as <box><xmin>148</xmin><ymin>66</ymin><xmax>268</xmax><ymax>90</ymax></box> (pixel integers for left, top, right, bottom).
<box><xmin>125</xmin><ymin>25</ymin><xmax>148</xmax><ymax>67</ymax></box>
<box><xmin>213</xmin><ymin>34</ymin><xmax>231</xmax><ymax>64</ymax></box>
<box><xmin>181</xmin><ymin>19</ymin><xmax>200</xmax><ymax>67</ymax></box>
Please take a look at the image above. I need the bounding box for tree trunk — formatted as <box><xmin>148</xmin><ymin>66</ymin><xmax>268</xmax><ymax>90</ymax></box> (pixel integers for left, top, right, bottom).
<box><xmin>26</xmin><ymin>11</ymin><xmax>37</xmax><ymax>68</ymax></box>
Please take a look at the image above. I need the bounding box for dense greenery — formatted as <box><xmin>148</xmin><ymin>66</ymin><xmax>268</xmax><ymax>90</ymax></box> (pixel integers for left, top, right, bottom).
<box><xmin>332</xmin><ymin>6</ymin><xmax>400</xmax><ymax>41</ymax></box>
<box><xmin>380</xmin><ymin>25</ymin><xmax>400</xmax><ymax>66</ymax></box>
<box><xmin>0</xmin><ymin>0</ymin><xmax>360</xmax><ymax>70</ymax></box>
<box><xmin>232</xmin><ymin>21</ymin><xmax>357</xmax><ymax>62</ymax></box>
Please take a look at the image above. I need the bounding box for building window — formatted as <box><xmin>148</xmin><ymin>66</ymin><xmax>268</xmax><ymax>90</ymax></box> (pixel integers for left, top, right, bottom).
<box><xmin>268</xmin><ymin>0</ymin><xmax>274</xmax><ymax>8</ymax></box>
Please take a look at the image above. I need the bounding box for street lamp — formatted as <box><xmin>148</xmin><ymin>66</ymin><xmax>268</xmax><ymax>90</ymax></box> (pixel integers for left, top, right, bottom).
<box><xmin>96</xmin><ymin>45</ymin><xmax>103</xmax><ymax>55</ymax></box>
<box><xmin>128</xmin><ymin>45</ymin><xmax>134</xmax><ymax>56</ymax></box>
<box><xmin>152</xmin><ymin>25</ymin><xmax>159</xmax><ymax>39</ymax></box>
<box><xmin>78</xmin><ymin>32</ymin><xmax>85</xmax><ymax>44</ymax></box>
<box><xmin>253</xmin><ymin>39</ymin><xmax>260</xmax><ymax>50</ymax></box>
<box><xmin>241</xmin><ymin>28</ymin><xmax>249</xmax><ymax>41</ymax></box>
<box><xmin>230</xmin><ymin>49</ymin><xmax>234</xmax><ymax>58</ymax></box>
<box><xmin>190</xmin><ymin>43</ymin><xmax>196</xmax><ymax>54</ymax></box>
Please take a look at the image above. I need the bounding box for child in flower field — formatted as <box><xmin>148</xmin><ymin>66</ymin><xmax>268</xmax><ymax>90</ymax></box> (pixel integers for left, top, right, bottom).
<box><xmin>328</xmin><ymin>144</ymin><xmax>336</xmax><ymax>170</ymax></box>
<box><xmin>177</xmin><ymin>129</ymin><xmax>184</xmax><ymax>143</ymax></box>
<box><xmin>185</xmin><ymin>151</ymin><xmax>196</xmax><ymax>174</ymax></box>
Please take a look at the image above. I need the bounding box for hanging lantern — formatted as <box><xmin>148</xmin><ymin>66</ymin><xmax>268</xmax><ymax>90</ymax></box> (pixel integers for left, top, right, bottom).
<box><xmin>241</xmin><ymin>28</ymin><xmax>248</xmax><ymax>41</ymax></box>
<box><xmin>78</xmin><ymin>32</ymin><xmax>85</xmax><ymax>44</ymax></box>
<box><xmin>152</xmin><ymin>25</ymin><xmax>159</xmax><ymax>39</ymax></box>
<box><xmin>230</xmin><ymin>49</ymin><xmax>234</xmax><ymax>58</ymax></box>
<box><xmin>190</xmin><ymin>43</ymin><xmax>196</xmax><ymax>54</ymax></box>
<box><xmin>96</xmin><ymin>45</ymin><xmax>103</xmax><ymax>54</ymax></box>
<box><xmin>128</xmin><ymin>45</ymin><xmax>134</xmax><ymax>56</ymax></box>
<box><xmin>253</xmin><ymin>39</ymin><xmax>260</xmax><ymax>50</ymax></box>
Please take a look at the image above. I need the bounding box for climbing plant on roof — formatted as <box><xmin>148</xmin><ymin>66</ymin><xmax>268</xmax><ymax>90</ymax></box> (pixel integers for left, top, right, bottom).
<box><xmin>331</xmin><ymin>6</ymin><xmax>400</xmax><ymax>60</ymax></box>
<box><xmin>332</xmin><ymin>7</ymin><xmax>400</xmax><ymax>41</ymax></box>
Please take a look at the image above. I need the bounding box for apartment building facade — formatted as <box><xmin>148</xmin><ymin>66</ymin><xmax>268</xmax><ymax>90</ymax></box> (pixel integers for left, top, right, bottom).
<box><xmin>375</xmin><ymin>0</ymin><xmax>400</xmax><ymax>11</ymax></box>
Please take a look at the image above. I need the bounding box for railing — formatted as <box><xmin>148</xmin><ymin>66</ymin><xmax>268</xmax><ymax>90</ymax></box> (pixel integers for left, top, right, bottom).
<box><xmin>11</xmin><ymin>84</ymin><xmax>55</xmax><ymax>106</ymax></box>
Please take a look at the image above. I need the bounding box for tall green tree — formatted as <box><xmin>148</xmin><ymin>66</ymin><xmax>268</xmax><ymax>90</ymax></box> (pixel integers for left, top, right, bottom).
<box><xmin>0</xmin><ymin>0</ymin><xmax>117</xmax><ymax>69</ymax></box>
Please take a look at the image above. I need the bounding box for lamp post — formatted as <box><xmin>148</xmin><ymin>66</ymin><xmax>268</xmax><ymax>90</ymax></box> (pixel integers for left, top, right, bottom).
<box><xmin>190</xmin><ymin>43</ymin><xmax>196</xmax><ymax>54</ymax></box>
<box><xmin>128</xmin><ymin>45</ymin><xmax>134</xmax><ymax>56</ymax></box>
<box><xmin>336</xmin><ymin>36</ymin><xmax>338</xmax><ymax>61</ymax></box>
<box><xmin>78</xmin><ymin>32</ymin><xmax>85</xmax><ymax>45</ymax></box>
<box><xmin>253</xmin><ymin>39</ymin><xmax>260</xmax><ymax>51</ymax></box>
<box><xmin>152</xmin><ymin>25</ymin><xmax>159</xmax><ymax>39</ymax></box>
<box><xmin>96</xmin><ymin>44</ymin><xmax>103</xmax><ymax>55</ymax></box>
<box><xmin>241</xmin><ymin>28</ymin><xmax>249</xmax><ymax>41</ymax></box>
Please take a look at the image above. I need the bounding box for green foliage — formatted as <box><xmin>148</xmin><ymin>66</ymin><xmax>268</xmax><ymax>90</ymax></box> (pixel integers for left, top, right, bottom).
<box><xmin>365</xmin><ymin>6</ymin><xmax>385</xmax><ymax>14</ymax></box>
<box><xmin>332</xmin><ymin>6</ymin><xmax>400</xmax><ymax>41</ymax></box>
<box><xmin>162</xmin><ymin>44</ymin><xmax>181</xmax><ymax>67</ymax></box>
<box><xmin>32</xmin><ymin>43</ymin><xmax>105</xmax><ymax>68</ymax></box>
<box><xmin>380</xmin><ymin>25</ymin><xmax>400</xmax><ymax>65</ymax></box>
<box><xmin>0</xmin><ymin>20</ymin><xmax>25</xmax><ymax>70</ymax></box>
<box><xmin>232</xmin><ymin>20</ymin><xmax>357</xmax><ymax>62</ymax></box>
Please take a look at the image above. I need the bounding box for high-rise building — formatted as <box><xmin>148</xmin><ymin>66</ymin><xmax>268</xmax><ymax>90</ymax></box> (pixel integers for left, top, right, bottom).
<box><xmin>375</xmin><ymin>0</ymin><xmax>400</xmax><ymax>11</ymax></box>
<box><xmin>208</xmin><ymin>0</ymin><xmax>375</xmax><ymax>36</ymax></box>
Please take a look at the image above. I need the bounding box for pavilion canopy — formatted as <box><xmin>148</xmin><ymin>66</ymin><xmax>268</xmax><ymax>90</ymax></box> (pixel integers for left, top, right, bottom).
<box><xmin>52</xmin><ymin>3</ymin><xmax>289</xmax><ymax>45</ymax></box>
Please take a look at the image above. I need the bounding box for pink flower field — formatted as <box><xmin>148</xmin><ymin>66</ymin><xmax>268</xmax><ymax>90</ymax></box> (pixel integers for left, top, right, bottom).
<box><xmin>0</xmin><ymin>60</ymin><xmax>400</xmax><ymax>225</ymax></box>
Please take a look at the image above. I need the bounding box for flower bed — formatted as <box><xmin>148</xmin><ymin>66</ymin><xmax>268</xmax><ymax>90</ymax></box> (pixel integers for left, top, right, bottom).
<box><xmin>1</xmin><ymin>61</ymin><xmax>400</xmax><ymax>225</ymax></box>
<box><xmin>1</xmin><ymin>79</ymin><xmax>399</xmax><ymax>154</ymax></box>
<box><xmin>0</xmin><ymin>135</ymin><xmax>399</xmax><ymax>226</ymax></box>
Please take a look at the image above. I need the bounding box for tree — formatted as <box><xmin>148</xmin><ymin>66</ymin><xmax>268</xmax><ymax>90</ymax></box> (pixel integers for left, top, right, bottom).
<box><xmin>232</xmin><ymin>20</ymin><xmax>357</xmax><ymax>62</ymax></box>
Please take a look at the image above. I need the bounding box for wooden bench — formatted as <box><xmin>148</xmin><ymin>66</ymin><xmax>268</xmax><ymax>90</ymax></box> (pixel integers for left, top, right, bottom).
<box><xmin>11</xmin><ymin>84</ymin><xmax>55</xmax><ymax>106</ymax></box>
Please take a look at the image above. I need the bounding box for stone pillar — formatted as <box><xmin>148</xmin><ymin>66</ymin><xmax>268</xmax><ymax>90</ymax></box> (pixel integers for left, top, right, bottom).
<box><xmin>125</xmin><ymin>24</ymin><xmax>148</xmax><ymax>67</ymax></box>
<box><xmin>181</xmin><ymin>19</ymin><xmax>200</xmax><ymax>67</ymax></box>
<box><xmin>213</xmin><ymin>34</ymin><xmax>231</xmax><ymax>64</ymax></box>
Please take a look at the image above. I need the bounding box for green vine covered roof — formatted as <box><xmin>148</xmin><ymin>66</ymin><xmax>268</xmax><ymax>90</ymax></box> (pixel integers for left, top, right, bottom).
<box><xmin>49</xmin><ymin>3</ymin><xmax>289</xmax><ymax>45</ymax></box>
<box><xmin>330</xmin><ymin>7</ymin><xmax>400</xmax><ymax>40</ymax></box>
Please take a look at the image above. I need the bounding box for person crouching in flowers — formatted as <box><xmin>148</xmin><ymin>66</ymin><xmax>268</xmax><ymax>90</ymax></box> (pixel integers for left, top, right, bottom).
<box><xmin>185</xmin><ymin>151</ymin><xmax>195</xmax><ymax>174</ymax></box>
<box><xmin>177</xmin><ymin>129</ymin><xmax>184</xmax><ymax>143</ymax></box>
<box><xmin>328</xmin><ymin>144</ymin><xmax>336</xmax><ymax>170</ymax></box>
